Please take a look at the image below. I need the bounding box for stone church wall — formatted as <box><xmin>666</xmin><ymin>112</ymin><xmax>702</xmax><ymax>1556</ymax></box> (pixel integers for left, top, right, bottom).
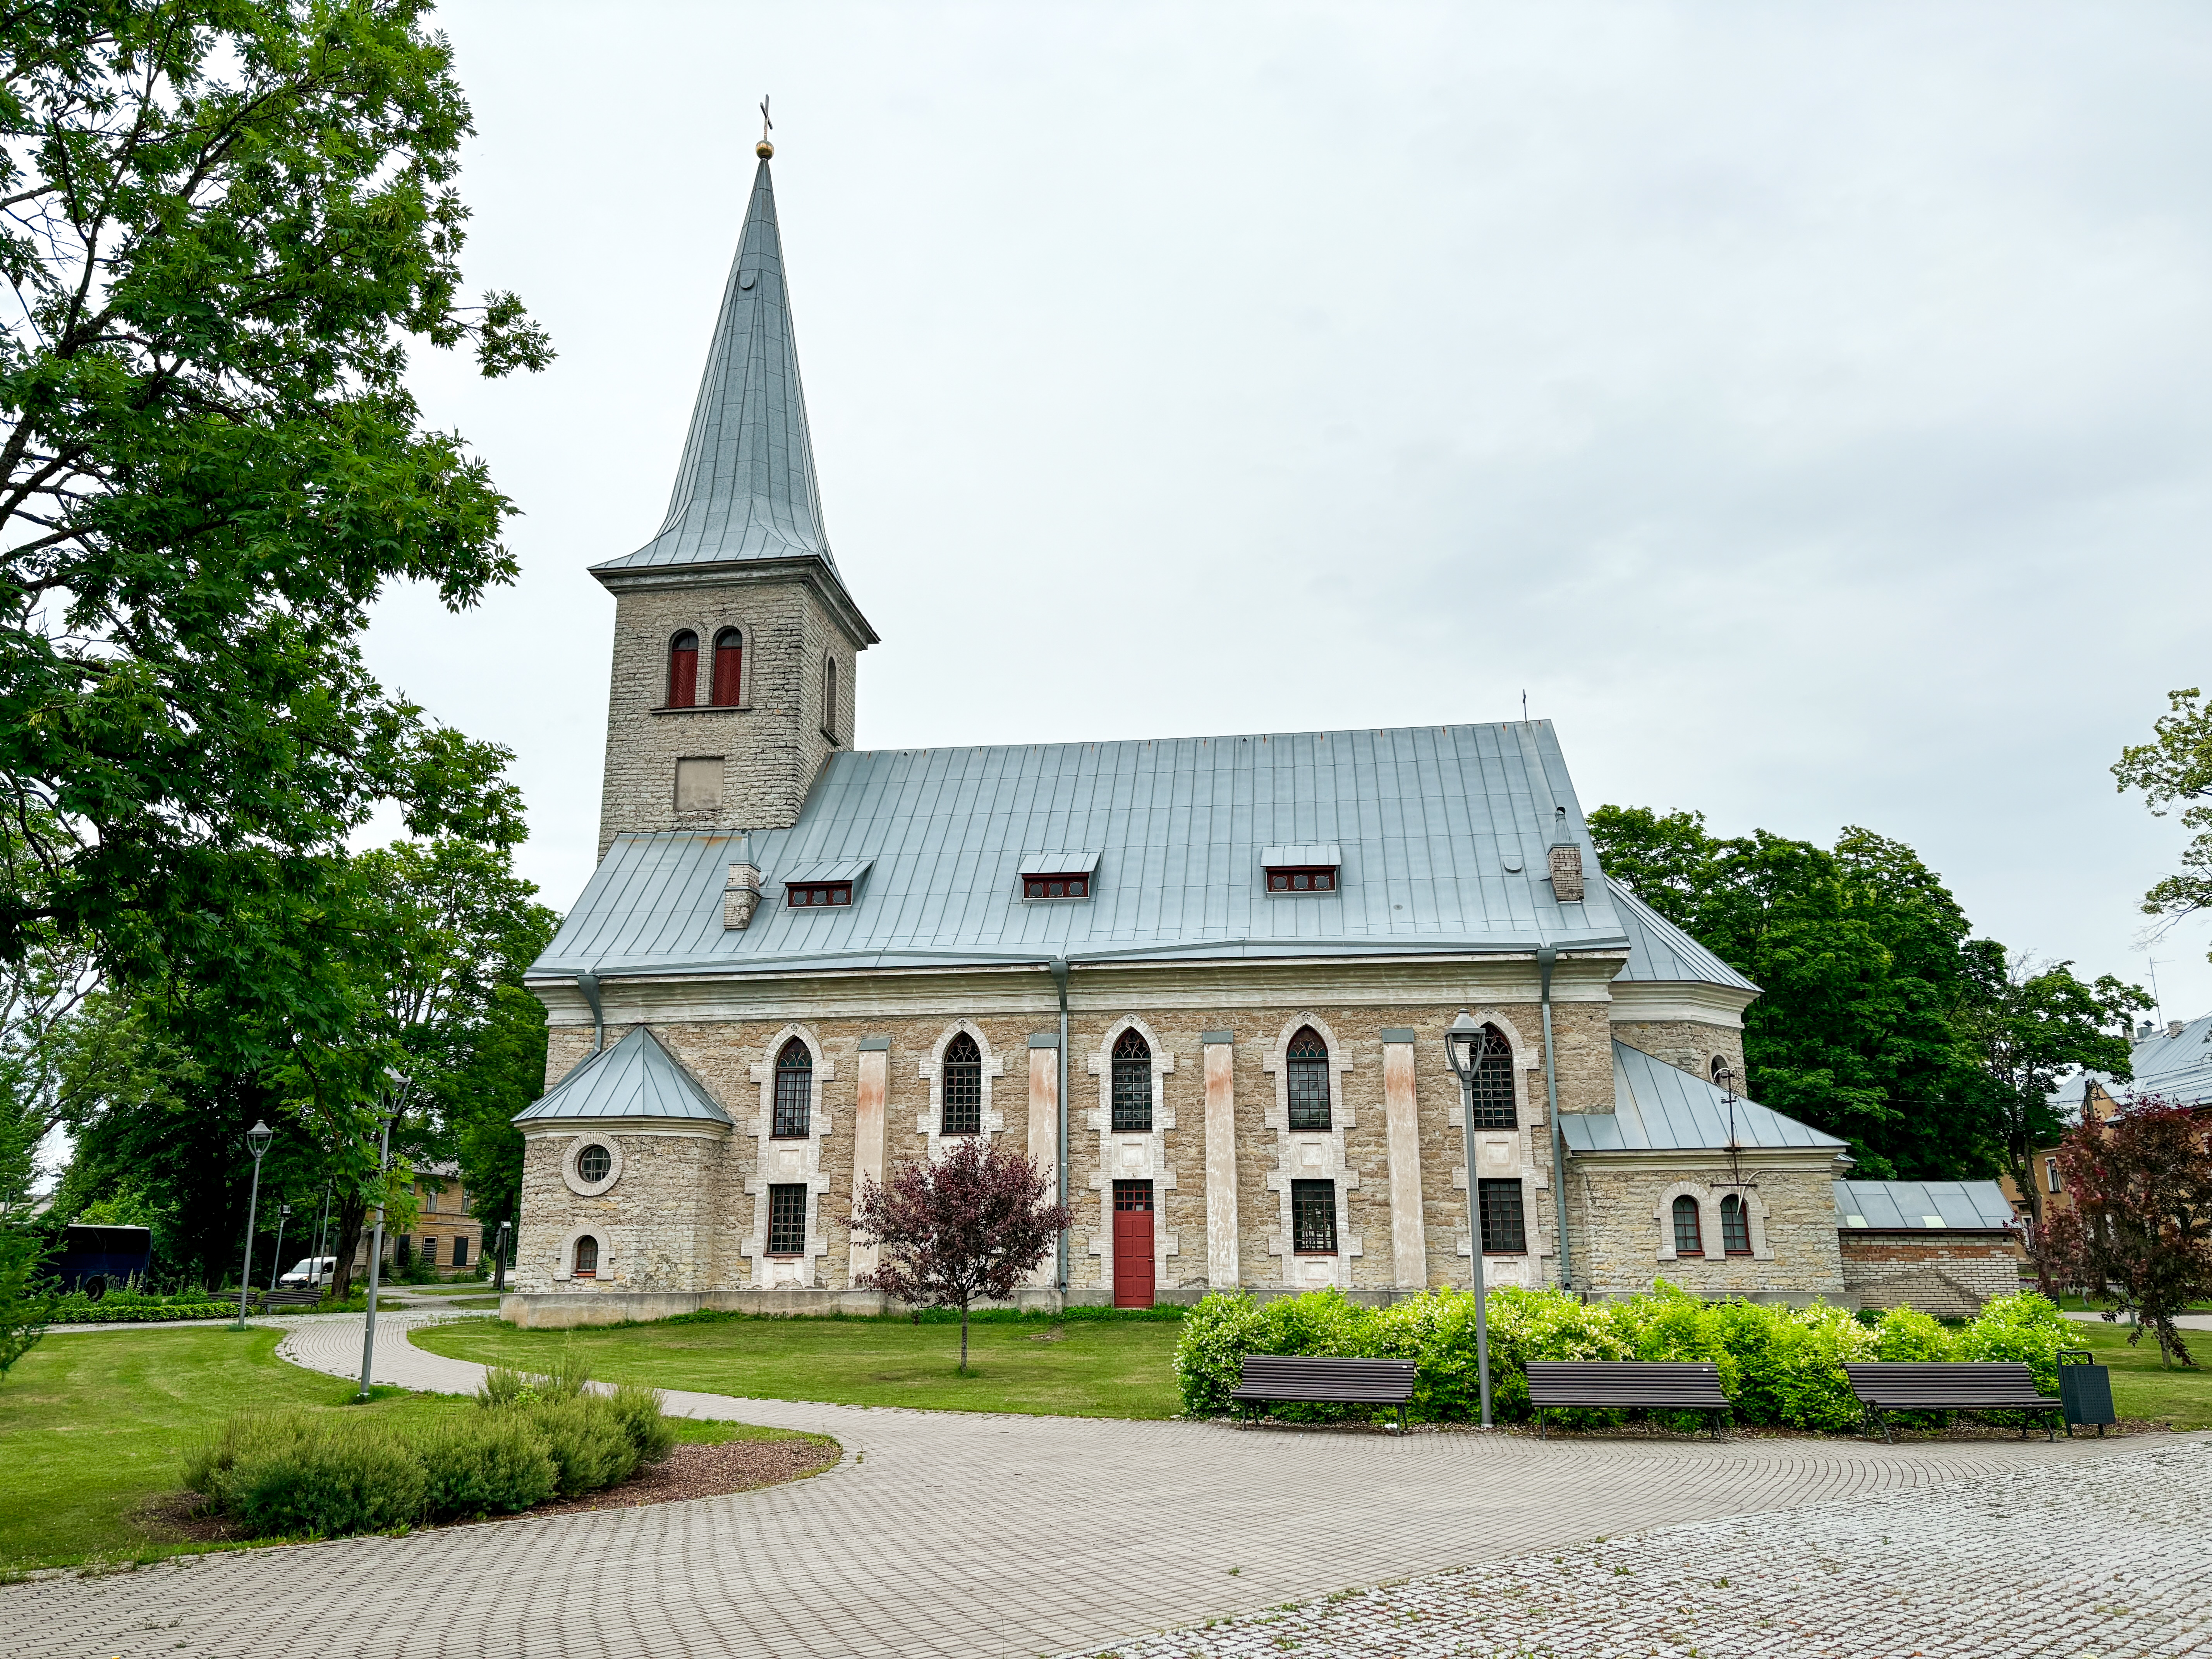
<box><xmin>1611</xmin><ymin>1022</ymin><xmax>1747</xmax><ymax>1091</ymax></box>
<box><xmin>1839</xmin><ymin>1231</ymin><xmax>2022</xmax><ymax>1316</ymax></box>
<box><xmin>1566</xmin><ymin>1159</ymin><xmax>1845</xmax><ymax>1301</ymax></box>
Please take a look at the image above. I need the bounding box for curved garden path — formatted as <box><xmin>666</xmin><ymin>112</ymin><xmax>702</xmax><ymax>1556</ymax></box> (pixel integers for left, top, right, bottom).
<box><xmin>1</xmin><ymin>1314</ymin><xmax>2190</xmax><ymax>1659</ymax></box>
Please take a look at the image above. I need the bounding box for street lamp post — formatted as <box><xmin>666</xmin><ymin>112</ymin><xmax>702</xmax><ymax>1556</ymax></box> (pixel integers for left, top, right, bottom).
<box><xmin>268</xmin><ymin>1201</ymin><xmax>293</xmax><ymax>1291</ymax></box>
<box><xmin>491</xmin><ymin>1218</ymin><xmax>512</xmax><ymax>1295</ymax></box>
<box><xmin>232</xmin><ymin>1121</ymin><xmax>274</xmax><ymax>1328</ymax></box>
<box><xmin>357</xmin><ymin>1072</ymin><xmax>407</xmax><ymax>1401</ymax></box>
<box><xmin>1444</xmin><ymin>1013</ymin><xmax>1495</xmax><ymax>1429</ymax></box>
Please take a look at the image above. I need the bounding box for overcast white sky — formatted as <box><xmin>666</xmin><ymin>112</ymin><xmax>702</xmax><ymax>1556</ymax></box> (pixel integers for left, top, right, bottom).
<box><xmin>372</xmin><ymin>1</ymin><xmax>2212</xmax><ymax>1020</ymax></box>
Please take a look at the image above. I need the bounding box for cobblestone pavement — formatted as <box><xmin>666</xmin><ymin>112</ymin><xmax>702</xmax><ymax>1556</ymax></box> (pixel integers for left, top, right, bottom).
<box><xmin>2</xmin><ymin>1317</ymin><xmax>2193</xmax><ymax>1659</ymax></box>
<box><xmin>1087</xmin><ymin>1437</ymin><xmax>2212</xmax><ymax>1658</ymax></box>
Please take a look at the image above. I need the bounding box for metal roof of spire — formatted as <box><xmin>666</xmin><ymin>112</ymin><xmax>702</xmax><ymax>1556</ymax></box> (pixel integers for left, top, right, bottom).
<box><xmin>595</xmin><ymin>156</ymin><xmax>838</xmax><ymax>576</ymax></box>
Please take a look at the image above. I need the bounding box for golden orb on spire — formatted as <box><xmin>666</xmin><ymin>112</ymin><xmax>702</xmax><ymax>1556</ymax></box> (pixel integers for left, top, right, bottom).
<box><xmin>756</xmin><ymin>139</ymin><xmax>774</xmax><ymax>159</ymax></box>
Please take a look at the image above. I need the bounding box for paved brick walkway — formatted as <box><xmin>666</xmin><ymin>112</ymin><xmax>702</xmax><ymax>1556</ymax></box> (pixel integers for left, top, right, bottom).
<box><xmin>0</xmin><ymin>1317</ymin><xmax>2189</xmax><ymax>1659</ymax></box>
<box><xmin>1092</xmin><ymin>1437</ymin><xmax>2212</xmax><ymax>1657</ymax></box>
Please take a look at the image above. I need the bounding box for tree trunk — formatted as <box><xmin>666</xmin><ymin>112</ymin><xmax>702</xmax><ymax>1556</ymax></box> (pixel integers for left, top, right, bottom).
<box><xmin>960</xmin><ymin>1298</ymin><xmax>970</xmax><ymax>1373</ymax></box>
<box><xmin>2006</xmin><ymin>1141</ymin><xmax>2051</xmax><ymax>1295</ymax></box>
<box><xmin>328</xmin><ymin>1195</ymin><xmax>368</xmax><ymax>1300</ymax></box>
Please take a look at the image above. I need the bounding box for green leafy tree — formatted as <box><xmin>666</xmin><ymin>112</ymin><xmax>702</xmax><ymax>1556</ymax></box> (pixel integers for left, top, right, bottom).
<box><xmin>1589</xmin><ymin>808</ymin><xmax>1985</xmax><ymax>1176</ymax></box>
<box><xmin>0</xmin><ymin>0</ymin><xmax>550</xmax><ymax>1007</ymax></box>
<box><xmin>1951</xmin><ymin>943</ymin><xmax>2147</xmax><ymax>1272</ymax></box>
<box><xmin>2113</xmin><ymin>687</ymin><xmax>2212</xmax><ymax>961</ymax></box>
<box><xmin>2042</xmin><ymin>1099</ymin><xmax>2212</xmax><ymax>1367</ymax></box>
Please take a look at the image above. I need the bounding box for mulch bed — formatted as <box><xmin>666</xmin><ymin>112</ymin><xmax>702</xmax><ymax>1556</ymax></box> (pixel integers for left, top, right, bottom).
<box><xmin>527</xmin><ymin>1434</ymin><xmax>840</xmax><ymax>1516</ymax></box>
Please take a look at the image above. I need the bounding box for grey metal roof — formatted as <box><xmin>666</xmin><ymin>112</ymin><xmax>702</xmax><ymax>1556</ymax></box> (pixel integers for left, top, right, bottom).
<box><xmin>1263</xmin><ymin>843</ymin><xmax>1343</xmax><ymax>867</ymax></box>
<box><xmin>1021</xmin><ymin>850</ymin><xmax>1100</xmax><ymax>875</ymax></box>
<box><xmin>530</xmin><ymin>721</ymin><xmax>1630</xmax><ymax>980</ymax></box>
<box><xmin>2050</xmin><ymin>1011</ymin><xmax>2212</xmax><ymax>1110</ymax></box>
<box><xmin>1561</xmin><ymin>1042</ymin><xmax>1848</xmax><ymax>1154</ymax></box>
<box><xmin>594</xmin><ymin>159</ymin><xmax>836</xmax><ymax>577</ymax></box>
<box><xmin>513</xmin><ymin>1026</ymin><xmax>732</xmax><ymax>1124</ymax></box>
<box><xmin>780</xmin><ymin>857</ymin><xmax>873</xmax><ymax>886</ymax></box>
<box><xmin>1833</xmin><ymin>1180</ymin><xmax>2016</xmax><ymax>1231</ymax></box>
<box><xmin>1607</xmin><ymin>878</ymin><xmax>1759</xmax><ymax>991</ymax></box>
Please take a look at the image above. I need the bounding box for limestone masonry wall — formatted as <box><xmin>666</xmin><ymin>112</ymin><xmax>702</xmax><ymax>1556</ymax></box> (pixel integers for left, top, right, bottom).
<box><xmin>596</xmin><ymin>576</ymin><xmax>858</xmax><ymax>853</ymax></box>
<box><xmin>1567</xmin><ymin>1161</ymin><xmax>1844</xmax><ymax>1301</ymax></box>
<box><xmin>1611</xmin><ymin>1022</ymin><xmax>1747</xmax><ymax>1090</ymax></box>
<box><xmin>1840</xmin><ymin>1232</ymin><xmax>2022</xmax><ymax>1316</ymax></box>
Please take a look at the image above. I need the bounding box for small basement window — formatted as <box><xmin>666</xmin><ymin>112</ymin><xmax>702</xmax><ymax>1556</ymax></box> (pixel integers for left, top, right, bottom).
<box><xmin>787</xmin><ymin>883</ymin><xmax>852</xmax><ymax>908</ymax></box>
<box><xmin>1266</xmin><ymin>865</ymin><xmax>1337</xmax><ymax>893</ymax></box>
<box><xmin>1023</xmin><ymin>873</ymin><xmax>1090</xmax><ymax>900</ymax></box>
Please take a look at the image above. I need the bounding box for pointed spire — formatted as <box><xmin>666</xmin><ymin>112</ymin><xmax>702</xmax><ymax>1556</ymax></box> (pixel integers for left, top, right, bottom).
<box><xmin>597</xmin><ymin>158</ymin><xmax>836</xmax><ymax>574</ymax></box>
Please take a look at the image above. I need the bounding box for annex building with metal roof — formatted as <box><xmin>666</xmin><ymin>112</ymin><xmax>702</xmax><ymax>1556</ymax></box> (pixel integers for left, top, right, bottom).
<box><xmin>504</xmin><ymin>149</ymin><xmax>2001</xmax><ymax>1328</ymax></box>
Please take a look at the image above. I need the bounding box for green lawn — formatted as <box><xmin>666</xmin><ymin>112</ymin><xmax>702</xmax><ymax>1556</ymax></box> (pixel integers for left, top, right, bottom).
<box><xmin>415</xmin><ymin>1310</ymin><xmax>1189</xmax><ymax>1419</ymax></box>
<box><xmin>0</xmin><ymin>1326</ymin><xmax>805</xmax><ymax>1574</ymax></box>
<box><xmin>2065</xmin><ymin>1317</ymin><xmax>2212</xmax><ymax>1429</ymax></box>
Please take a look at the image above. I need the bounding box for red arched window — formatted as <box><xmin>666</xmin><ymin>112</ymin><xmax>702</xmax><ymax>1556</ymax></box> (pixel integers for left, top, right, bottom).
<box><xmin>711</xmin><ymin>628</ymin><xmax>743</xmax><ymax>706</ymax></box>
<box><xmin>666</xmin><ymin>631</ymin><xmax>698</xmax><ymax>708</ymax></box>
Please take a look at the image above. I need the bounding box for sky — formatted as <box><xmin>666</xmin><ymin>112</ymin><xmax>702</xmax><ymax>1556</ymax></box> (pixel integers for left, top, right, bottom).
<box><xmin>371</xmin><ymin>0</ymin><xmax>2212</xmax><ymax>1022</ymax></box>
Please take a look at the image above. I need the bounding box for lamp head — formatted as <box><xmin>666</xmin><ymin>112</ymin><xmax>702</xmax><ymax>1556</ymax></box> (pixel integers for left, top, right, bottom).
<box><xmin>1445</xmin><ymin>1012</ymin><xmax>1482</xmax><ymax>1081</ymax></box>
<box><xmin>245</xmin><ymin>1119</ymin><xmax>273</xmax><ymax>1156</ymax></box>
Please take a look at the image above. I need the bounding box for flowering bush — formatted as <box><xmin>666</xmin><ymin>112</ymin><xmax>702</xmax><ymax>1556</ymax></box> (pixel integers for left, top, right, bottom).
<box><xmin>1173</xmin><ymin>1283</ymin><xmax>2061</xmax><ymax>1432</ymax></box>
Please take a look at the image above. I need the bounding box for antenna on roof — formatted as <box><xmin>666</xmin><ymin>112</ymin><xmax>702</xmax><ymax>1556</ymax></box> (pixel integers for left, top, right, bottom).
<box><xmin>757</xmin><ymin>94</ymin><xmax>775</xmax><ymax>160</ymax></box>
<box><xmin>1522</xmin><ymin>689</ymin><xmax>1528</xmax><ymax>724</ymax></box>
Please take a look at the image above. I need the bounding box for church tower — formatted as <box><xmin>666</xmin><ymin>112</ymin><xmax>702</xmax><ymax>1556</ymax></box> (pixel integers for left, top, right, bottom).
<box><xmin>592</xmin><ymin>146</ymin><xmax>876</xmax><ymax>857</ymax></box>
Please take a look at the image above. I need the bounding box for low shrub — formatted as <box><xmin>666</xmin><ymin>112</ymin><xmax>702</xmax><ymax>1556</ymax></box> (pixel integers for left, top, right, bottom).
<box><xmin>527</xmin><ymin>1395</ymin><xmax>640</xmax><ymax>1496</ymax></box>
<box><xmin>418</xmin><ymin>1413</ymin><xmax>560</xmax><ymax>1518</ymax></box>
<box><xmin>608</xmin><ymin>1381</ymin><xmax>678</xmax><ymax>1465</ymax></box>
<box><xmin>1176</xmin><ymin>1282</ymin><xmax>2053</xmax><ymax>1434</ymax></box>
<box><xmin>189</xmin><ymin>1412</ymin><xmax>428</xmax><ymax>1538</ymax></box>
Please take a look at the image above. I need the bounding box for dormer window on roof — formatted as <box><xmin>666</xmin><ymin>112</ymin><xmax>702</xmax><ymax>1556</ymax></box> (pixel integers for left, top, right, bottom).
<box><xmin>780</xmin><ymin>859</ymin><xmax>871</xmax><ymax>910</ymax></box>
<box><xmin>1020</xmin><ymin>852</ymin><xmax>1098</xmax><ymax>902</ymax></box>
<box><xmin>1262</xmin><ymin>844</ymin><xmax>1341</xmax><ymax>895</ymax></box>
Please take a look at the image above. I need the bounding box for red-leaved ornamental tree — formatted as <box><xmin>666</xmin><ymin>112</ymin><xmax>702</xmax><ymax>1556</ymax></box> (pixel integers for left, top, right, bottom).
<box><xmin>852</xmin><ymin>1137</ymin><xmax>1070</xmax><ymax>1372</ymax></box>
<box><xmin>2041</xmin><ymin>1097</ymin><xmax>2212</xmax><ymax>1368</ymax></box>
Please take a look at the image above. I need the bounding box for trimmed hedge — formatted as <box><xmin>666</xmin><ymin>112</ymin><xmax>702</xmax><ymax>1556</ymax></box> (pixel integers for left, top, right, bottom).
<box><xmin>186</xmin><ymin>1368</ymin><xmax>679</xmax><ymax>1538</ymax></box>
<box><xmin>1175</xmin><ymin>1282</ymin><xmax>2066</xmax><ymax>1431</ymax></box>
<box><xmin>48</xmin><ymin>1298</ymin><xmax>237</xmax><ymax>1324</ymax></box>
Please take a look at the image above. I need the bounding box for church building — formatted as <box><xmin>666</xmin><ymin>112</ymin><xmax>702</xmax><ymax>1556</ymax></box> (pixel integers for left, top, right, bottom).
<box><xmin>507</xmin><ymin>147</ymin><xmax>1867</xmax><ymax>1327</ymax></box>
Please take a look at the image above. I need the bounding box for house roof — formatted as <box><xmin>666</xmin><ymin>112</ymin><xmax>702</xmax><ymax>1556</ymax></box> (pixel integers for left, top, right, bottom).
<box><xmin>594</xmin><ymin>158</ymin><xmax>838</xmax><ymax>580</ymax></box>
<box><xmin>1606</xmin><ymin>878</ymin><xmax>1759</xmax><ymax>991</ymax></box>
<box><xmin>1833</xmin><ymin>1179</ymin><xmax>2016</xmax><ymax>1231</ymax></box>
<box><xmin>513</xmin><ymin>1026</ymin><xmax>732</xmax><ymax>1125</ymax></box>
<box><xmin>1560</xmin><ymin>1042</ymin><xmax>1849</xmax><ymax>1154</ymax></box>
<box><xmin>529</xmin><ymin>721</ymin><xmax>1633</xmax><ymax>981</ymax></box>
<box><xmin>2047</xmin><ymin>1010</ymin><xmax>2212</xmax><ymax>1111</ymax></box>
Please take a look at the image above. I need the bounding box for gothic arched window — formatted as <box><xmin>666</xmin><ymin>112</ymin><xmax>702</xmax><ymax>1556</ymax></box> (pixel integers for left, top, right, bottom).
<box><xmin>1111</xmin><ymin>1028</ymin><xmax>1152</xmax><ymax>1133</ymax></box>
<box><xmin>1721</xmin><ymin>1192</ymin><xmax>1752</xmax><ymax>1256</ymax></box>
<box><xmin>711</xmin><ymin>627</ymin><xmax>743</xmax><ymax>706</ymax></box>
<box><xmin>772</xmin><ymin>1038</ymin><xmax>812</xmax><ymax>1139</ymax></box>
<box><xmin>666</xmin><ymin>631</ymin><xmax>698</xmax><ymax>708</ymax></box>
<box><xmin>1286</xmin><ymin>1027</ymin><xmax>1331</xmax><ymax>1132</ymax></box>
<box><xmin>942</xmin><ymin>1032</ymin><xmax>982</xmax><ymax>1135</ymax></box>
<box><xmin>1672</xmin><ymin>1195</ymin><xmax>1703</xmax><ymax>1257</ymax></box>
<box><xmin>573</xmin><ymin>1235</ymin><xmax>599</xmax><ymax>1278</ymax></box>
<box><xmin>1470</xmin><ymin>1025</ymin><xmax>1516</xmax><ymax>1128</ymax></box>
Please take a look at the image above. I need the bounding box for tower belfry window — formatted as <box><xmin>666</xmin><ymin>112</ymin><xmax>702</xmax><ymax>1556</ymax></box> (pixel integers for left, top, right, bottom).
<box><xmin>667</xmin><ymin>632</ymin><xmax>698</xmax><ymax>708</ymax></box>
<box><xmin>711</xmin><ymin>629</ymin><xmax>743</xmax><ymax>706</ymax></box>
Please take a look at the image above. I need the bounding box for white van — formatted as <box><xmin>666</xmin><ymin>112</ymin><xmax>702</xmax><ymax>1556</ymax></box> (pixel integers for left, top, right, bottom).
<box><xmin>278</xmin><ymin>1256</ymin><xmax>339</xmax><ymax>1288</ymax></box>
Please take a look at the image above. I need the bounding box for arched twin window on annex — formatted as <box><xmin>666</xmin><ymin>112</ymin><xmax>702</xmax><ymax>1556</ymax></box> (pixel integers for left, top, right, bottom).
<box><xmin>1286</xmin><ymin>1026</ymin><xmax>1331</xmax><ymax>1132</ymax></box>
<box><xmin>666</xmin><ymin>631</ymin><xmax>699</xmax><ymax>708</ymax></box>
<box><xmin>1111</xmin><ymin>1028</ymin><xmax>1153</xmax><ymax>1133</ymax></box>
<box><xmin>1469</xmin><ymin>1025</ymin><xmax>1516</xmax><ymax>1129</ymax></box>
<box><xmin>572</xmin><ymin>1235</ymin><xmax>599</xmax><ymax>1279</ymax></box>
<box><xmin>941</xmin><ymin>1032</ymin><xmax>983</xmax><ymax>1136</ymax></box>
<box><xmin>1671</xmin><ymin>1194</ymin><xmax>1703</xmax><ymax>1257</ymax></box>
<box><xmin>771</xmin><ymin>1038</ymin><xmax>812</xmax><ymax>1139</ymax></box>
<box><xmin>1720</xmin><ymin>1192</ymin><xmax>1752</xmax><ymax>1257</ymax></box>
<box><xmin>711</xmin><ymin>628</ymin><xmax>743</xmax><ymax>706</ymax></box>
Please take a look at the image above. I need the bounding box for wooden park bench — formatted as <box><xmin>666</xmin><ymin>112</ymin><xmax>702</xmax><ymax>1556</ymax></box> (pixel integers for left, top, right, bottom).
<box><xmin>1229</xmin><ymin>1356</ymin><xmax>1418</xmax><ymax>1432</ymax></box>
<box><xmin>261</xmin><ymin>1287</ymin><xmax>329</xmax><ymax>1310</ymax></box>
<box><xmin>1843</xmin><ymin>1362</ymin><xmax>2061</xmax><ymax>1443</ymax></box>
<box><xmin>1525</xmin><ymin>1360</ymin><xmax>1732</xmax><ymax>1440</ymax></box>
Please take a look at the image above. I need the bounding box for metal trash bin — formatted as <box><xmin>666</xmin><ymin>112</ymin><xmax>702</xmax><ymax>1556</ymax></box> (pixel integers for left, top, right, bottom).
<box><xmin>2057</xmin><ymin>1347</ymin><xmax>2115</xmax><ymax>1437</ymax></box>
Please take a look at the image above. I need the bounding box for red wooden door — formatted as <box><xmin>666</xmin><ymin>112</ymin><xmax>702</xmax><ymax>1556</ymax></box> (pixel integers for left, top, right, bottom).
<box><xmin>1112</xmin><ymin>1180</ymin><xmax>1155</xmax><ymax>1307</ymax></box>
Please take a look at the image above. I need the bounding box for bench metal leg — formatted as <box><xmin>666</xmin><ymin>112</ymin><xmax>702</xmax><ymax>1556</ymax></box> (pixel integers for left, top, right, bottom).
<box><xmin>1537</xmin><ymin>1407</ymin><xmax>1546</xmax><ymax>1441</ymax></box>
<box><xmin>1874</xmin><ymin>1405</ymin><xmax>1893</xmax><ymax>1445</ymax></box>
